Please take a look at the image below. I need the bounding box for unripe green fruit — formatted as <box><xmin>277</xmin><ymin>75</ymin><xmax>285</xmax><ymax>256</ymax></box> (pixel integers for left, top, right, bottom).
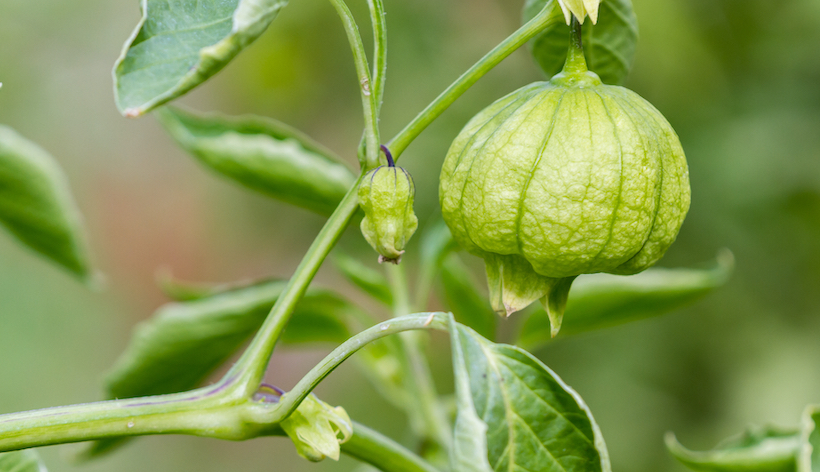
<box><xmin>440</xmin><ymin>44</ymin><xmax>690</xmax><ymax>335</ymax></box>
<box><xmin>359</xmin><ymin>165</ymin><xmax>419</xmax><ymax>264</ymax></box>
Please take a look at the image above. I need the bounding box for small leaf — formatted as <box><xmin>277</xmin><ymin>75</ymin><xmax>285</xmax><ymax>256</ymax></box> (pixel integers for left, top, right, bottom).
<box><xmin>114</xmin><ymin>0</ymin><xmax>288</xmax><ymax>116</ymax></box>
<box><xmin>156</xmin><ymin>107</ymin><xmax>356</xmax><ymax>216</ymax></box>
<box><xmin>448</xmin><ymin>314</ymin><xmax>493</xmax><ymax>472</ymax></box>
<box><xmin>799</xmin><ymin>405</ymin><xmax>820</xmax><ymax>472</ymax></box>
<box><xmin>0</xmin><ymin>125</ymin><xmax>92</xmax><ymax>279</ymax></box>
<box><xmin>0</xmin><ymin>450</ymin><xmax>47</xmax><ymax>472</ymax></box>
<box><xmin>440</xmin><ymin>254</ymin><xmax>496</xmax><ymax>340</ymax></box>
<box><xmin>666</xmin><ymin>428</ymin><xmax>800</xmax><ymax>472</ymax></box>
<box><xmin>281</xmin><ymin>395</ymin><xmax>353</xmax><ymax>462</ymax></box>
<box><xmin>332</xmin><ymin>252</ymin><xmax>393</xmax><ymax>306</ymax></box>
<box><xmin>453</xmin><ymin>322</ymin><xmax>611</xmax><ymax>472</ymax></box>
<box><xmin>518</xmin><ymin>251</ymin><xmax>734</xmax><ymax>348</ymax></box>
<box><xmin>80</xmin><ymin>281</ymin><xmax>357</xmax><ymax>459</ymax></box>
<box><xmin>523</xmin><ymin>0</ymin><xmax>639</xmax><ymax>85</ymax></box>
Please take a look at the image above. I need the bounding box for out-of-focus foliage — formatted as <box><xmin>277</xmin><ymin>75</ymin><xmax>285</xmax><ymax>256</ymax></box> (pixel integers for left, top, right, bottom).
<box><xmin>2</xmin><ymin>0</ymin><xmax>820</xmax><ymax>471</ymax></box>
<box><xmin>666</xmin><ymin>428</ymin><xmax>800</xmax><ymax>472</ymax></box>
<box><xmin>157</xmin><ymin>106</ymin><xmax>356</xmax><ymax>216</ymax></box>
<box><xmin>524</xmin><ymin>0</ymin><xmax>638</xmax><ymax>84</ymax></box>
<box><xmin>518</xmin><ymin>250</ymin><xmax>734</xmax><ymax>347</ymax></box>
<box><xmin>0</xmin><ymin>450</ymin><xmax>47</xmax><ymax>472</ymax></box>
<box><xmin>0</xmin><ymin>125</ymin><xmax>92</xmax><ymax>279</ymax></box>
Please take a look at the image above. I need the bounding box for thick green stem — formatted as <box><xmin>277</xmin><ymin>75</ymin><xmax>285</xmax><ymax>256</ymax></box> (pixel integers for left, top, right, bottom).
<box><xmin>0</xmin><ymin>391</ymin><xmax>437</xmax><ymax>472</ymax></box>
<box><xmin>386</xmin><ymin>3</ymin><xmax>561</xmax><ymax>161</ymax></box>
<box><xmin>0</xmin><ymin>383</ymin><xmax>261</xmax><ymax>452</ymax></box>
<box><xmin>563</xmin><ymin>16</ymin><xmax>588</xmax><ymax>74</ymax></box>
<box><xmin>328</xmin><ymin>0</ymin><xmax>381</xmax><ymax>169</ymax></box>
<box><xmin>228</xmin><ymin>176</ymin><xmax>363</xmax><ymax>394</ymax></box>
<box><xmin>342</xmin><ymin>421</ymin><xmax>441</xmax><ymax>472</ymax></box>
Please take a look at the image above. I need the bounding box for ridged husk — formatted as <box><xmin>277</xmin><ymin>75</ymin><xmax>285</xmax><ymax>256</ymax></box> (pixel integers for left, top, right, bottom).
<box><xmin>440</xmin><ymin>70</ymin><xmax>690</xmax><ymax>330</ymax></box>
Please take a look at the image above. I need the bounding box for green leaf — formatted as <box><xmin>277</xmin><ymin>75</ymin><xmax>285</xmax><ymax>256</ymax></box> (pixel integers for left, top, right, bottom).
<box><xmin>281</xmin><ymin>395</ymin><xmax>353</xmax><ymax>462</ymax></box>
<box><xmin>79</xmin><ymin>281</ymin><xmax>357</xmax><ymax>459</ymax></box>
<box><xmin>114</xmin><ymin>0</ymin><xmax>288</xmax><ymax>116</ymax></box>
<box><xmin>0</xmin><ymin>450</ymin><xmax>47</xmax><ymax>472</ymax></box>
<box><xmin>518</xmin><ymin>250</ymin><xmax>734</xmax><ymax>348</ymax></box>
<box><xmin>106</xmin><ymin>281</ymin><xmax>355</xmax><ymax>400</ymax></box>
<box><xmin>666</xmin><ymin>428</ymin><xmax>800</xmax><ymax>472</ymax></box>
<box><xmin>440</xmin><ymin>254</ymin><xmax>496</xmax><ymax>340</ymax></box>
<box><xmin>332</xmin><ymin>252</ymin><xmax>393</xmax><ymax>306</ymax></box>
<box><xmin>156</xmin><ymin>107</ymin><xmax>356</xmax><ymax>216</ymax></box>
<box><xmin>799</xmin><ymin>405</ymin><xmax>820</xmax><ymax>472</ymax></box>
<box><xmin>523</xmin><ymin>0</ymin><xmax>638</xmax><ymax>85</ymax></box>
<box><xmin>448</xmin><ymin>314</ymin><xmax>493</xmax><ymax>472</ymax></box>
<box><xmin>0</xmin><ymin>125</ymin><xmax>92</xmax><ymax>279</ymax></box>
<box><xmin>452</xmin><ymin>322</ymin><xmax>611</xmax><ymax>472</ymax></box>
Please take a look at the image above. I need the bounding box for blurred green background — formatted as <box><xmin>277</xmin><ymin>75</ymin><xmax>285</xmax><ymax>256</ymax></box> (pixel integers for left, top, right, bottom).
<box><xmin>2</xmin><ymin>0</ymin><xmax>820</xmax><ymax>470</ymax></box>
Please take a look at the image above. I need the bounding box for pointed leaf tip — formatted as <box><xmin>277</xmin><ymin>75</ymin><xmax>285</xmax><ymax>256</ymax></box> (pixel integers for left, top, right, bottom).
<box><xmin>0</xmin><ymin>125</ymin><xmax>93</xmax><ymax>279</ymax></box>
<box><xmin>114</xmin><ymin>0</ymin><xmax>288</xmax><ymax>115</ymax></box>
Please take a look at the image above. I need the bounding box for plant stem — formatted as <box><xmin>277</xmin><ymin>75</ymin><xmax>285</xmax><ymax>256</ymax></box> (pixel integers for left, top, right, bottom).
<box><xmin>329</xmin><ymin>0</ymin><xmax>381</xmax><ymax>169</ymax></box>
<box><xmin>228</xmin><ymin>176</ymin><xmax>363</xmax><ymax>395</ymax></box>
<box><xmin>387</xmin><ymin>265</ymin><xmax>453</xmax><ymax>454</ymax></box>
<box><xmin>342</xmin><ymin>421</ymin><xmax>441</xmax><ymax>472</ymax></box>
<box><xmin>0</xmin><ymin>387</ymin><xmax>438</xmax><ymax>472</ymax></box>
<box><xmin>386</xmin><ymin>3</ymin><xmax>561</xmax><ymax>161</ymax></box>
<box><xmin>263</xmin><ymin>313</ymin><xmax>448</xmax><ymax>423</ymax></box>
<box><xmin>0</xmin><ymin>383</ymin><xmax>256</xmax><ymax>452</ymax></box>
<box><xmin>367</xmin><ymin>0</ymin><xmax>387</xmax><ymax>113</ymax></box>
<box><xmin>562</xmin><ymin>16</ymin><xmax>588</xmax><ymax>74</ymax></box>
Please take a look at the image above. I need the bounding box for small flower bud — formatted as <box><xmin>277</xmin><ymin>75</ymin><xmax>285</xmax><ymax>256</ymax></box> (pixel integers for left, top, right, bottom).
<box><xmin>358</xmin><ymin>162</ymin><xmax>419</xmax><ymax>264</ymax></box>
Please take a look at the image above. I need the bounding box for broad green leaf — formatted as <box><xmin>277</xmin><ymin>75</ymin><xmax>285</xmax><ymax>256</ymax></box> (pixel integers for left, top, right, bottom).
<box><xmin>0</xmin><ymin>450</ymin><xmax>47</xmax><ymax>472</ymax></box>
<box><xmin>156</xmin><ymin>107</ymin><xmax>356</xmax><ymax>216</ymax></box>
<box><xmin>0</xmin><ymin>125</ymin><xmax>92</xmax><ymax>279</ymax></box>
<box><xmin>799</xmin><ymin>405</ymin><xmax>820</xmax><ymax>472</ymax></box>
<box><xmin>79</xmin><ymin>281</ymin><xmax>357</xmax><ymax>459</ymax></box>
<box><xmin>281</xmin><ymin>394</ymin><xmax>353</xmax><ymax>462</ymax></box>
<box><xmin>440</xmin><ymin>254</ymin><xmax>496</xmax><ymax>340</ymax></box>
<box><xmin>106</xmin><ymin>281</ymin><xmax>355</xmax><ymax>400</ymax></box>
<box><xmin>523</xmin><ymin>0</ymin><xmax>638</xmax><ymax>85</ymax></box>
<box><xmin>518</xmin><ymin>251</ymin><xmax>734</xmax><ymax>348</ymax></box>
<box><xmin>114</xmin><ymin>0</ymin><xmax>288</xmax><ymax>116</ymax></box>
<box><xmin>448</xmin><ymin>314</ymin><xmax>493</xmax><ymax>472</ymax></box>
<box><xmin>332</xmin><ymin>252</ymin><xmax>393</xmax><ymax>306</ymax></box>
<box><xmin>453</xmin><ymin>322</ymin><xmax>611</xmax><ymax>472</ymax></box>
<box><xmin>156</xmin><ymin>268</ymin><xmax>281</xmax><ymax>301</ymax></box>
<box><xmin>666</xmin><ymin>428</ymin><xmax>800</xmax><ymax>472</ymax></box>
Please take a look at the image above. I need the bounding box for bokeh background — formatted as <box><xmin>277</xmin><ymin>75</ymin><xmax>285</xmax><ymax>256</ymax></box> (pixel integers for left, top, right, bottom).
<box><xmin>2</xmin><ymin>0</ymin><xmax>820</xmax><ymax>470</ymax></box>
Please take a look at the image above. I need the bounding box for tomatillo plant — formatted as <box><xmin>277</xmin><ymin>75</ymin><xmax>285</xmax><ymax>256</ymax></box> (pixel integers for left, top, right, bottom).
<box><xmin>0</xmin><ymin>0</ymin><xmax>741</xmax><ymax>471</ymax></box>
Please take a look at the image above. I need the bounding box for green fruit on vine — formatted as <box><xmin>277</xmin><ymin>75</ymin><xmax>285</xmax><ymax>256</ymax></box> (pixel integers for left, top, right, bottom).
<box><xmin>439</xmin><ymin>29</ymin><xmax>690</xmax><ymax>336</ymax></box>
<box><xmin>359</xmin><ymin>147</ymin><xmax>419</xmax><ymax>264</ymax></box>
